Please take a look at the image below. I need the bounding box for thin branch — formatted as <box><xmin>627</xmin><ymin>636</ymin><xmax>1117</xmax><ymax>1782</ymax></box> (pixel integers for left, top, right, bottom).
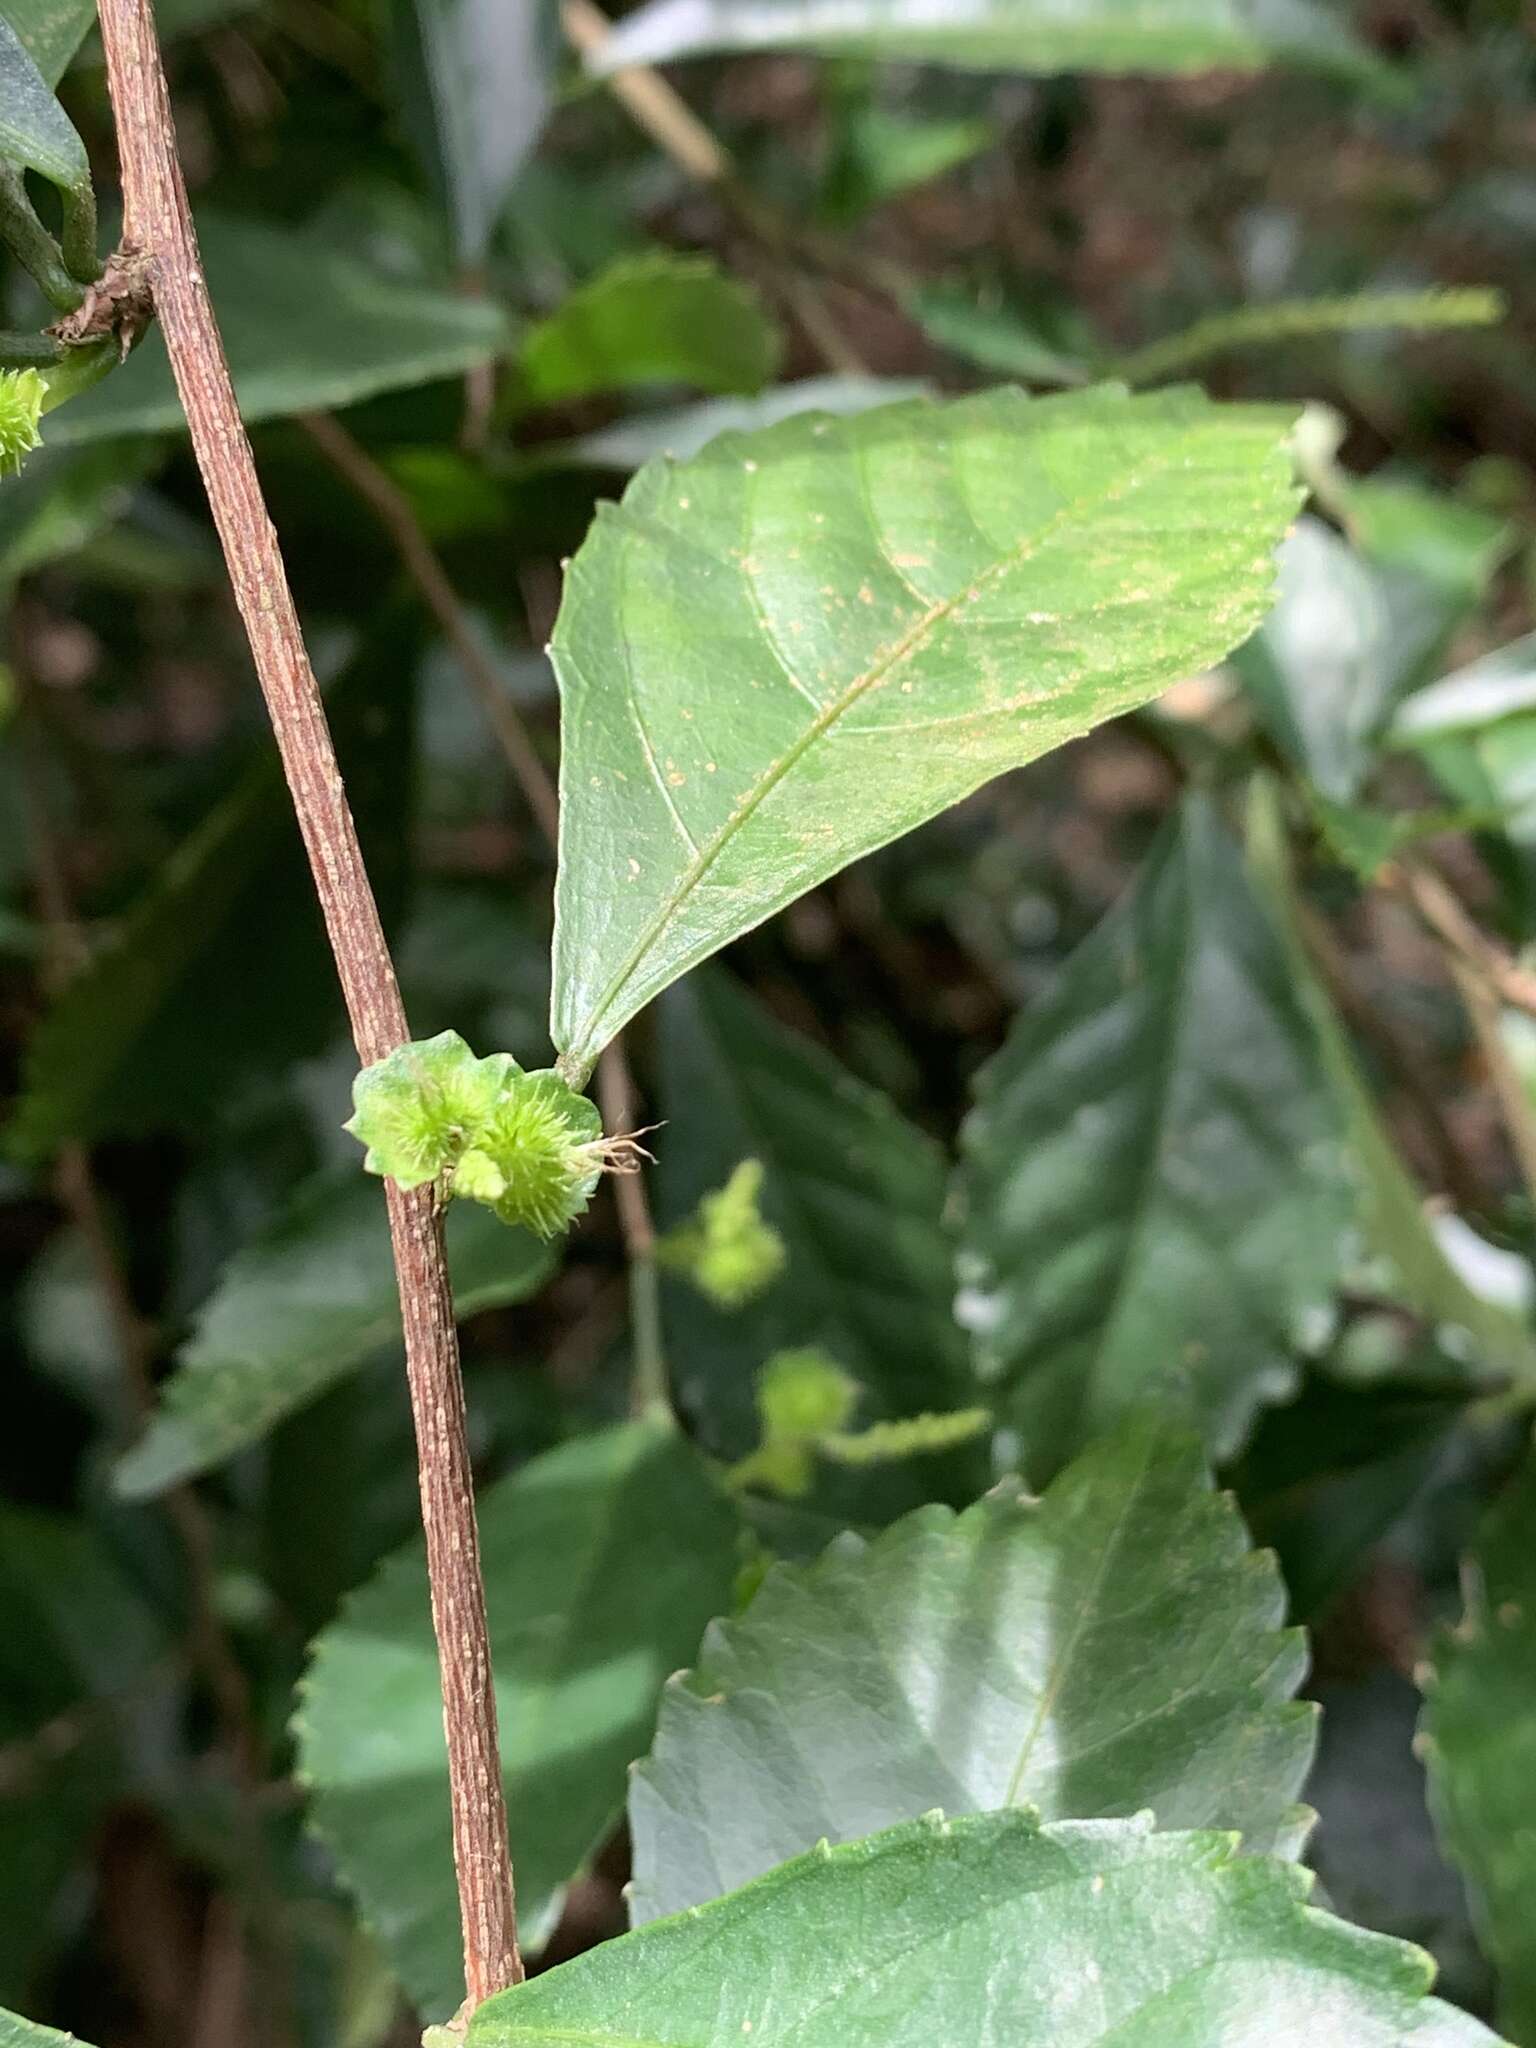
<box><xmin>91</xmin><ymin>0</ymin><xmax>520</xmax><ymax>2008</ymax></box>
<box><xmin>300</xmin><ymin>410</ymin><xmax>561</xmax><ymax>844</ymax></box>
<box><xmin>597</xmin><ymin>1044</ymin><xmax>669</xmax><ymax>1422</ymax></box>
<box><xmin>1393</xmin><ymin>858</ymin><xmax>1536</xmax><ymax>1020</ymax></box>
<box><xmin>560</xmin><ymin>0</ymin><xmax>868</xmax><ymax>375</ymax></box>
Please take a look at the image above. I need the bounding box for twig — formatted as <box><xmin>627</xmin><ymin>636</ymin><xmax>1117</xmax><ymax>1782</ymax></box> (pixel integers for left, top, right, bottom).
<box><xmin>1393</xmin><ymin>859</ymin><xmax>1536</xmax><ymax>1021</ymax></box>
<box><xmin>1391</xmin><ymin>860</ymin><xmax>1536</xmax><ymax>1210</ymax></box>
<box><xmin>597</xmin><ymin>1045</ymin><xmax>669</xmax><ymax>1422</ymax></box>
<box><xmin>302</xmin><ymin>410</ymin><xmax>673</xmax><ymax>1421</ymax></box>
<box><xmin>560</xmin><ymin>0</ymin><xmax>868</xmax><ymax>375</ymax></box>
<box><xmin>1296</xmin><ymin>897</ymin><xmax>1487</xmax><ymax>1212</ymax></box>
<box><xmin>92</xmin><ymin>0</ymin><xmax>520</xmax><ymax>2009</ymax></box>
<box><xmin>299</xmin><ymin>410</ymin><xmax>560</xmax><ymax>845</ymax></box>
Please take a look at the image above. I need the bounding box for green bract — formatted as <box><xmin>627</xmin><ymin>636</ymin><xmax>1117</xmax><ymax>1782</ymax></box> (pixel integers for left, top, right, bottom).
<box><xmin>0</xmin><ymin>369</ymin><xmax>45</xmax><ymax>478</ymax></box>
<box><xmin>344</xmin><ymin>1030</ymin><xmax>624</xmax><ymax>1239</ymax></box>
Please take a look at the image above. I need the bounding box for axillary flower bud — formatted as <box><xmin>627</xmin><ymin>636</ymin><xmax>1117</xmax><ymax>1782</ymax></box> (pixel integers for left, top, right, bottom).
<box><xmin>344</xmin><ymin>1030</ymin><xmax>643</xmax><ymax>1239</ymax></box>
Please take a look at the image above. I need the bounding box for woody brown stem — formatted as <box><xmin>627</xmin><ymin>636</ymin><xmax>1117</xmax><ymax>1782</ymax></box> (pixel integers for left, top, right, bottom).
<box><xmin>92</xmin><ymin>0</ymin><xmax>520</xmax><ymax>2008</ymax></box>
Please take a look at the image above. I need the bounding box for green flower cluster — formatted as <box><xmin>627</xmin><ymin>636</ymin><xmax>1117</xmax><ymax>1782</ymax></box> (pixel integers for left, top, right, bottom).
<box><xmin>658</xmin><ymin>1158</ymin><xmax>786</xmax><ymax>1310</ymax></box>
<box><xmin>0</xmin><ymin>368</ymin><xmax>44</xmax><ymax>478</ymax></box>
<box><xmin>345</xmin><ymin>1030</ymin><xmax>634</xmax><ymax>1239</ymax></box>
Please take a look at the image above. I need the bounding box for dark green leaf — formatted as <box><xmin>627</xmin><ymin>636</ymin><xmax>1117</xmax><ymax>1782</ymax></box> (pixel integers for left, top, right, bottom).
<box><xmin>591</xmin><ymin>0</ymin><xmax>1386</xmax><ymax>84</ymax></box>
<box><xmin>631</xmin><ymin>1415</ymin><xmax>1315</xmax><ymax>1921</ymax></box>
<box><xmin>0</xmin><ymin>438</ymin><xmax>161</xmax><ymax>584</ymax></box>
<box><xmin>469</xmin><ymin>1811</ymin><xmax>1498</xmax><ymax>2048</ymax></box>
<box><xmin>656</xmin><ymin>972</ymin><xmax>968</xmax><ymax>1468</ymax></box>
<box><xmin>819</xmin><ymin>106</ymin><xmax>995</xmax><ymax>226</ymax></box>
<box><xmin>956</xmin><ymin>795</ymin><xmax>1349</xmax><ymax>1478</ymax></box>
<box><xmin>0</xmin><ymin>8</ymin><xmax>86</xmax><ymax>192</ymax></box>
<box><xmin>391</xmin><ymin>0</ymin><xmax>556</xmax><ymax>265</ymax></box>
<box><xmin>112</xmin><ymin>1172</ymin><xmax>555</xmax><ymax>1497</ymax></box>
<box><xmin>0</xmin><ymin>0</ymin><xmax>97</xmax><ymax>85</ymax></box>
<box><xmin>518</xmin><ymin>252</ymin><xmax>783</xmax><ymax>408</ymax></box>
<box><xmin>551</xmin><ymin>384</ymin><xmax>1299</xmax><ymax>1073</ymax></box>
<box><xmin>1422</xmin><ymin>1449</ymin><xmax>1536</xmax><ymax>2039</ymax></box>
<box><xmin>296</xmin><ymin>1421</ymin><xmax>739</xmax><ymax>2021</ymax></box>
<box><xmin>46</xmin><ymin>215</ymin><xmax>512</xmax><ymax>443</ymax></box>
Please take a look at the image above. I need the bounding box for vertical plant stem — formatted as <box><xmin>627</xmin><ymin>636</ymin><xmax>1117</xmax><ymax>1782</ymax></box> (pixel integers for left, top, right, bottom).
<box><xmin>91</xmin><ymin>0</ymin><xmax>520</xmax><ymax>2008</ymax></box>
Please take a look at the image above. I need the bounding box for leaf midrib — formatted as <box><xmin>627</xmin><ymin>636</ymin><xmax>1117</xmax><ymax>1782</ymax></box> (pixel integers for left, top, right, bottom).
<box><xmin>565</xmin><ymin>424</ymin><xmax>1202</xmax><ymax>1066</ymax></box>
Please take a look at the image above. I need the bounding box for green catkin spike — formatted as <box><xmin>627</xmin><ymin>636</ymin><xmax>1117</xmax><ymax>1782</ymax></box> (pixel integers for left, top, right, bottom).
<box><xmin>820</xmin><ymin>1407</ymin><xmax>993</xmax><ymax>1466</ymax></box>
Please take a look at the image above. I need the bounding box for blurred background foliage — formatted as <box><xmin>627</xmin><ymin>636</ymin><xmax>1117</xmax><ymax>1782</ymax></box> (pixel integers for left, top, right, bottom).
<box><xmin>3</xmin><ymin>0</ymin><xmax>1536</xmax><ymax>2040</ymax></box>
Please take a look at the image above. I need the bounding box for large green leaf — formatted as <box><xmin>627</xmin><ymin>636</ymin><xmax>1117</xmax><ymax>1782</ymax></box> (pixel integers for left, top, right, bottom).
<box><xmin>1232</xmin><ymin>518</ymin><xmax>1476</xmax><ymax>803</ymax></box>
<box><xmin>6</xmin><ymin>615</ymin><xmax>419</xmax><ymax>1160</ymax></box>
<box><xmin>1421</xmin><ymin>1449</ymin><xmax>1536</xmax><ymax>2040</ymax></box>
<box><xmin>112</xmin><ymin>1172</ymin><xmax>555</xmax><ymax>1498</ymax></box>
<box><xmin>550</xmin><ymin>383</ymin><xmax>1299</xmax><ymax>1074</ymax></box>
<box><xmin>0</xmin><ymin>9</ymin><xmax>86</xmax><ymax>194</ymax></box>
<box><xmin>518</xmin><ymin>252</ymin><xmax>783</xmax><ymax>408</ymax></box>
<box><xmin>591</xmin><ymin>0</ymin><xmax>1383</xmax><ymax>82</ymax></box>
<box><xmin>46</xmin><ymin>215</ymin><xmax>511</xmax><ymax>443</ymax></box>
<box><xmin>468</xmin><ymin>1811</ymin><xmax>1498</xmax><ymax>2048</ymax></box>
<box><xmin>956</xmin><ymin>796</ymin><xmax>1349</xmax><ymax>1478</ymax></box>
<box><xmin>631</xmin><ymin>1415</ymin><xmax>1314</xmax><ymax>1922</ymax></box>
<box><xmin>1247</xmin><ymin>779</ymin><xmax>1536</xmax><ymax>1392</ymax></box>
<box><xmin>296</xmin><ymin>1421</ymin><xmax>739</xmax><ymax>2022</ymax></box>
<box><xmin>391</xmin><ymin>0</ymin><xmax>554</xmax><ymax>265</ymax></box>
<box><xmin>655</xmin><ymin>972</ymin><xmax>967</xmax><ymax>1466</ymax></box>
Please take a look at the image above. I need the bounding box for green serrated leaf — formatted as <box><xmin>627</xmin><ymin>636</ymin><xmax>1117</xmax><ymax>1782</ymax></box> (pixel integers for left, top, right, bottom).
<box><xmin>112</xmin><ymin>1171</ymin><xmax>554</xmax><ymax>1498</ymax></box>
<box><xmin>631</xmin><ymin>1415</ymin><xmax>1314</xmax><ymax>1921</ymax></box>
<box><xmin>550</xmin><ymin>383</ymin><xmax>1299</xmax><ymax>1072</ymax></box>
<box><xmin>1422</xmin><ymin>1446</ymin><xmax>1536</xmax><ymax>2040</ymax></box>
<box><xmin>957</xmin><ymin>795</ymin><xmax>1350</xmax><ymax>1478</ymax></box>
<box><xmin>590</xmin><ymin>0</ymin><xmax>1388</xmax><ymax>84</ymax></box>
<box><xmin>296</xmin><ymin>1421</ymin><xmax>739</xmax><ymax>2022</ymax></box>
<box><xmin>45</xmin><ymin>214</ymin><xmax>511</xmax><ymax>443</ymax></box>
<box><xmin>654</xmin><ymin>973</ymin><xmax>969</xmax><ymax>1478</ymax></box>
<box><xmin>518</xmin><ymin>251</ymin><xmax>783</xmax><ymax>409</ymax></box>
<box><xmin>471</xmin><ymin>1811</ymin><xmax>1498</xmax><ymax>2048</ymax></box>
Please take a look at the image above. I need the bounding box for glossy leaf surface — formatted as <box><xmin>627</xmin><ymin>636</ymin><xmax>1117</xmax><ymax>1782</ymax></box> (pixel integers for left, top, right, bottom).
<box><xmin>469</xmin><ymin>1811</ymin><xmax>1497</xmax><ymax>2048</ymax></box>
<box><xmin>631</xmin><ymin>1415</ymin><xmax>1315</xmax><ymax>1920</ymax></box>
